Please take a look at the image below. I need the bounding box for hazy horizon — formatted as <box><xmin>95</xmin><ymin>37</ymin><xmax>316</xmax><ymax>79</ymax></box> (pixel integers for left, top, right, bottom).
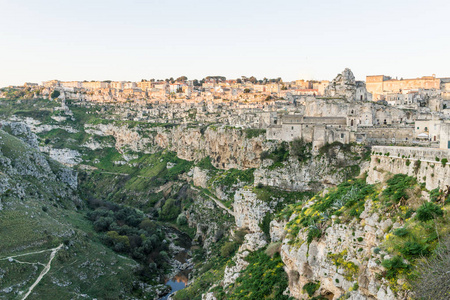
<box><xmin>1</xmin><ymin>0</ymin><xmax>449</xmax><ymax>87</ymax></box>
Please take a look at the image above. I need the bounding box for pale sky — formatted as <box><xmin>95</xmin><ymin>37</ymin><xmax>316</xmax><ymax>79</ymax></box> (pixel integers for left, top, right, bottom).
<box><xmin>1</xmin><ymin>0</ymin><xmax>449</xmax><ymax>87</ymax></box>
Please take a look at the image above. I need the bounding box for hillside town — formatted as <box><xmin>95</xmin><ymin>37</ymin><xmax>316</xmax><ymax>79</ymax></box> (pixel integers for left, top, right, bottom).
<box><xmin>2</xmin><ymin>68</ymin><xmax>450</xmax><ymax>150</ymax></box>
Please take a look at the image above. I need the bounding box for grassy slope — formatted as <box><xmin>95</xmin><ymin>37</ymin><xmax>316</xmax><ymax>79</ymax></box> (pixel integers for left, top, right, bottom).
<box><xmin>0</xmin><ymin>130</ymin><xmax>147</xmax><ymax>300</ymax></box>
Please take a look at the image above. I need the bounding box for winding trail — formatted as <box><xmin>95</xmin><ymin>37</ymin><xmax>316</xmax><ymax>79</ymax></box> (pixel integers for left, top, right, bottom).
<box><xmin>20</xmin><ymin>243</ymin><xmax>64</xmax><ymax>300</ymax></box>
<box><xmin>191</xmin><ymin>186</ymin><xmax>235</xmax><ymax>216</ymax></box>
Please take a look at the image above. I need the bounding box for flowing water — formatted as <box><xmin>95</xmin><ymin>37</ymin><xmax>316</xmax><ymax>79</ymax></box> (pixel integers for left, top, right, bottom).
<box><xmin>160</xmin><ymin>273</ymin><xmax>188</xmax><ymax>300</ymax></box>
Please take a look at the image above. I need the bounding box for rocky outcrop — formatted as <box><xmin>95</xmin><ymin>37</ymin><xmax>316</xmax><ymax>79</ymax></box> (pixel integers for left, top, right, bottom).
<box><xmin>255</xmin><ymin>145</ymin><xmax>368</xmax><ymax>192</ymax></box>
<box><xmin>192</xmin><ymin>167</ymin><xmax>210</xmax><ymax>189</ymax></box>
<box><xmin>85</xmin><ymin>124</ymin><xmax>271</xmax><ymax>170</ymax></box>
<box><xmin>40</xmin><ymin>146</ymin><xmax>82</xmax><ymax>167</ymax></box>
<box><xmin>276</xmin><ymin>199</ymin><xmax>402</xmax><ymax>300</ymax></box>
<box><xmin>233</xmin><ymin>188</ymin><xmax>275</xmax><ymax>233</ymax></box>
<box><xmin>325</xmin><ymin>68</ymin><xmax>357</xmax><ymax>101</ymax></box>
<box><xmin>222</xmin><ymin>232</ymin><xmax>267</xmax><ymax>286</ymax></box>
<box><xmin>1</xmin><ymin>121</ymin><xmax>40</xmax><ymax>148</ymax></box>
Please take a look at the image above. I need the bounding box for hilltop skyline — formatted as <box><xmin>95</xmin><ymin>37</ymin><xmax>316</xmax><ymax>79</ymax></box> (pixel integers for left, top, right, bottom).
<box><xmin>1</xmin><ymin>0</ymin><xmax>449</xmax><ymax>87</ymax></box>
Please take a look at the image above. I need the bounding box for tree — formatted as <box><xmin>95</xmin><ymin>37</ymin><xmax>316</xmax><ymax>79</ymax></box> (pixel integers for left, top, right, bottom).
<box><xmin>176</xmin><ymin>76</ymin><xmax>187</xmax><ymax>82</ymax></box>
<box><xmin>160</xmin><ymin>198</ymin><xmax>180</xmax><ymax>220</ymax></box>
<box><xmin>411</xmin><ymin>239</ymin><xmax>450</xmax><ymax>299</ymax></box>
<box><xmin>244</xmin><ymin>88</ymin><xmax>251</xmax><ymax>93</ymax></box>
<box><xmin>50</xmin><ymin>90</ymin><xmax>60</xmax><ymax>99</ymax></box>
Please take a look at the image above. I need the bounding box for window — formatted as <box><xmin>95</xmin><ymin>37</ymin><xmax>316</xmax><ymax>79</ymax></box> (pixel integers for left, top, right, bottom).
<box><xmin>417</xmin><ymin>127</ymin><xmax>419</xmax><ymax>130</ymax></box>
<box><xmin>425</xmin><ymin>127</ymin><xmax>428</xmax><ymax>132</ymax></box>
<box><xmin>291</xmin><ymin>126</ymin><xmax>294</xmax><ymax>130</ymax></box>
<box><xmin>341</xmin><ymin>133</ymin><xmax>344</xmax><ymax>138</ymax></box>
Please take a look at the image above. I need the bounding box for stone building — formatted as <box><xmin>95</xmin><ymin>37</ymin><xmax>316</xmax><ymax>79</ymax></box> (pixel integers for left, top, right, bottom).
<box><xmin>366</xmin><ymin>74</ymin><xmax>441</xmax><ymax>101</ymax></box>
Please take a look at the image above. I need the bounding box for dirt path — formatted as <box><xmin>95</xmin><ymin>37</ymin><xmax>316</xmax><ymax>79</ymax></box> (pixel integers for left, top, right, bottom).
<box><xmin>20</xmin><ymin>243</ymin><xmax>63</xmax><ymax>300</ymax></box>
<box><xmin>191</xmin><ymin>186</ymin><xmax>235</xmax><ymax>216</ymax></box>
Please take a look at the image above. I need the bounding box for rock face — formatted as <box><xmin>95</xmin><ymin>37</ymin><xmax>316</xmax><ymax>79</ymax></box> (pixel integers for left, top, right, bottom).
<box><xmin>277</xmin><ymin>199</ymin><xmax>399</xmax><ymax>300</ymax></box>
<box><xmin>192</xmin><ymin>167</ymin><xmax>210</xmax><ymax>188</ymax></box>
<box><xmin>325</xmin><ymin>68</ymin><xmax>357</xmax><ymax>100</ymax></box>
<box><xmin>255</xmin><ymin>145</ymin><xmax>368</xmax><ymax>192</ymax></box>
<box><xmin>233</xmin><ymin>188</ymin><xmax>275</xmax><ymax>233</ymax></box>
<box><xmin>222</xmin><ymin>232</ymin><xmax>267</xmax><ymax>286</ymax></box>
<box><xmin>86</xmin><ymin>124</ymin><xmax>271</xmax><ymax>170</ymax></box>
<box><xmin>1</xmin><ymin>121</ymin><xmax>40</xmax><ymax>148</ymax></box>
<box><xmin>40</xmin><ymin>146</ymin><xmax>82</xmax><ymax>167</ymax></box>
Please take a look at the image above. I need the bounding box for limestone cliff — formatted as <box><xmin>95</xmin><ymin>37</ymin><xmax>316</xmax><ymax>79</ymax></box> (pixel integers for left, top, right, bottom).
<box><xmin>255</xmin><ymin>144</ymin><xmax>369</xmax><ymax>192</ymax></box>
<box><xmin>85</xmin><ymin>123</ymin><xmax>272</xmax><ymax>169</ymax></box>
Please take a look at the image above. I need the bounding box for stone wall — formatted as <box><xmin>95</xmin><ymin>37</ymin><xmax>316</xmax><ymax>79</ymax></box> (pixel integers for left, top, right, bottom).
<box><xmin>367</xmin><ymin>146</ymin><xmax>450</xmax><ymax>190</ymax></box>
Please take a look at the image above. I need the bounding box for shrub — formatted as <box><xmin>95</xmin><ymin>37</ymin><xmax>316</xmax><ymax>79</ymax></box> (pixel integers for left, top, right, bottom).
<box><xmin>442</xmin><ymin>158</ymin><xmax>448</xmax><ymax>166</ymax></box>
<box><xmin>400</xmin><ymin>241</ymin><xmax>430</xmax><ymax>258</ymax></box>
<box><xmin>381</xmin><ymin>255</ymin><xmax>410</xmax><ymax>279</ymax></box>
<box><xmin>307</xmin><ymin>226</ymin><xmax>322</xmax><ymax>244</ymax></box>
<box><xmin>160</xmin><ymin>198</ymin><xmax>181</xmax><ymax>221</ymax></box>
<box><xmin>290</xmin><ymin>138</ymin><xmax>312</xmax><ymax>163</ymax></box>
<box><xmin>303</xmin><ymin>282</ymin><xmax>320</xmax><ymax>297</ymax></box>
<box><xmin>382</xmin><ymin>174</ymin><xmax>416</xmax><ymax>204</ymax></box>
<box><xmin>404</xmin><ymin>209</ymin><xmax>415</xmax><ymax>219</ymax></box>
<box><xmin>259</xmin><ymin>213</ymin><xmax>272</xmax><ymax>237</ymax></box>
<box><xmin>265</xmin><ymin>242</ymin><xmax>282</xmax><ymax>257</ymax></box>
<box><xmin>176</xmin><ymin>214</ymin><xmax>187</xmax><ymax>226</ymax></box>
<box><xmin>406</xmin><ymin>159</ymin><xmax>411</xmax><ymax>166</ymax></box>
<box><xmin>414</xmin><ymin>160</ymin><xmax>421</xmax><ymax>173</ymax></box>
<box><xmin>245</xmin><ymin>128</ymin><xmax>266</xmax><ymax>139</ymax></box>
<box><xmin>357</xmin><ymin>237</ymin><xmax>364</xmax><ymax>242</ymax></box>
<box><xmin>411</xmin><ymin>239</ymin><xmax>450</xmax><ymax>299</ymax></box>
<box><xmin>50</xmin><ymin>90</ymin><xmax>60</xmax><ymax>99</ymax></box>
<box><xmin>416</xmin><ymin>202</ymin><xmax>444</xmax><ymax>222</ymax></box>
<box><xmin>393</xmin><ymin>227</ymin><xmax>409</xmax><ymax>237</ymax></box>
<box><xmin>196</xmin><ymin>156</ymin><xmax>216</xmax><ymax>170</ymax></box>
<box><xmin>220</xmin><ymin>241</ymin><xmax>238</xmax><ymax>257</ymax></box>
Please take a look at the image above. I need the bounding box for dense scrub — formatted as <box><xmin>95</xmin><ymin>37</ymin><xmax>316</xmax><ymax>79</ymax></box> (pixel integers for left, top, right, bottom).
<box><xmin>213</xmin><ymin>249</ymin><xmax>290</xmax><ymax>300</ymax></box>
<box><xmin>86</xmin><ymin>199</ymin><xmax>171</xmax><ymax>279</ymax></box>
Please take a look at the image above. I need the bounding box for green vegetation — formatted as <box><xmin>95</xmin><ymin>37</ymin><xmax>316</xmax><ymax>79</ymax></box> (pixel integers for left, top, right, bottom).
<box><xmin>381</xmin><ymin>256</ymin><xmax>410</xmax><ymax>279</ymax></box>
<box><xmin>260</xmin><ymin>141</ymin><xmax>290</xmax><ymax>169</ymax></box>
<box><xmin>244</xmin><ymin>128</ymin><xmax>266</xmax><ymax>139</ymax></box>
<box><xmin>214</xmin><ymin>249</ymin><xmax>290</xmax><ymax>300</ymax></box>
<box><xmin>86</xmin><ymin>199</ymin><xmax>171</xmax><ymax>277</ymax></box>
<box><xmin>79</xmin><ymin>150</ymin><xmax>195</xmax><ymax>212</ymax></box>
<box><xmin>416</xmin><ymin>202</ymin><xmax>444</xmax><ymax>222</ymax></box>
<box><xmin>0</xmin><ymin>129</ymin><xmax>160</xmax><ymax>299</ymax></box>
<box><xmin>382</xmin><ymin>174</ymin><xmax>416</xmax><ymax>206</ymax></box>
<box><xmin>281</xmin><ymin>178</ymin><xmax>376</xmax><ymax>243</ymax></box>
<box><xmin>303</xmin><ymin>281</ymin><xmax>320</xmax><ymax>297</ymax></box>
<box><xmin>0</xmin><ymin>87</ymin><xmax>41</xmax><ymax>99</ymax></box>
<box><xmin>290</xmin><ymin>138</ymin><xmax>312</xmax><ymax>163</ymax></box>
<box><xmin>196</xmin><ymin>156</ymin><xmax>217</xmax><ymax>170</ymax></box>
<box><xmin>50</xmin><ymin>90</ymin><xmax>60</xmax><ymax>99</ymax></box>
